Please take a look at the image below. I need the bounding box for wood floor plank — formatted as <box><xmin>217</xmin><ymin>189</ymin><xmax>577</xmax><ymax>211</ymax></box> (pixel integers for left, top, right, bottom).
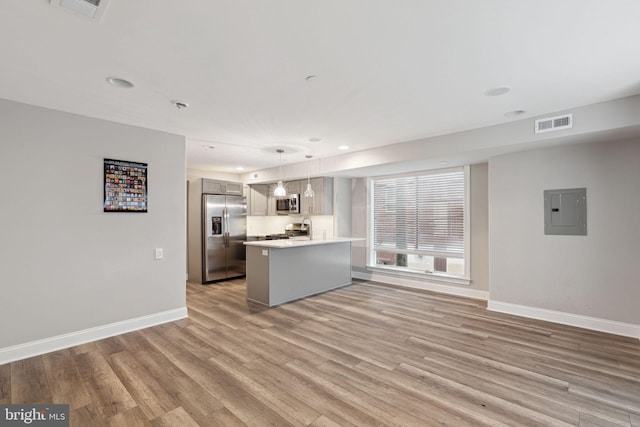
<box><xmin>262</xmin><ymin>326</ymin><xmax>362</xmax><ymax>367</ymax></box>
<box><xmin>107</xmin><ymin>350</ymin><xmax>180</xmax><ymax>420</ymax></box>
<box><xmin>0</xmin><ymin>363</ymin><xmax>11</xmax><ymax>403</ymax></box>
<box><xmin>356</xmin><ymin>359</ymin><xmax>560</xmax><ymax>426</ymax></box>
<box><xmin>5</xmin><ymin>280</ymin><xmax>640</xmax><ymax>426</ymax></box>
<box><xmin>206</xmin><ymin>354</ymin><xmax>321</xmax><ymax>426</ymax></box>
<box><xmin>142</xmin><ymin>325</ymin><xmax>270</xmax><ymax>423</ymax></box>
<box><xmin>397</xmin><ymin>353</ymin><xmax>579</xmax><ymax>424</ymax></box>
<box><xmin>183</xmin><ymin>323</ymin><xmax>262</xmax><ymax>365</ymax></box>
<box><xmin>244</xmin><ymin>357</ymin><xmax>383</xmax><ymax>427</ymax></box>
<box><xmin>578</xmin><ymin>411</ymin><xmax>632</xmax><ymax>427</ymax></box>
<box><xmin>424</xmin><ymin>351</ymin><xmax>632</xmax><ymax>425</ymax></box>
<box><xmin>10</xmin><ymin>356</ymin><xmax>52</xmax><ymax>404</ymax></box>
<box><xmin>42</xmin><ymin>348</ymin><xmax>92</xmax><ymax>410</ymax></box>
<box><xmin>105</xmin><ymin>406</ymin><xmax>152</xmax><ymax>427</ymax></box>
<box><xmin>569</xmin><ymin>383</ymin><xmax>640</xmax><ymax>414</ymax></box>
<box><xmin>310</xmin><ymin>415</ymin><xmax>343</xmax><ymax>427</ymax></box>
<box><xmin>69</xmin><ymin>404</ymin><xmax>102</xmax><ymax>427</ymax></box>
<box><xmin>201</xmin><ymin>407</ymin><xmax>247</xmax><ymax>427</ymax></box>
<box><xmin>150</xmin><ymin>406</ymin><xmax>200</xmax><ymax>427</ymax></box>
<box><xmin>75</xmin><ymin>350</ymin><xmax>137</xmax><ymax>418</ymax></box>
<box><xmin>406</xmin><ymin>335</ymin><xmax>569</xmax><ymax>389</ymax></box>
<box><xmin>314</xmin><ymin>358</ymin><xmax>483</xmax><ymax>426</ymax></box>
<box><xmin>126</xmin><ymin>341</ymin><xmax>225</xmax><ymax>422</ymax></box>
<box><xmin>285</xmin><ymin>359</ymin><xmax>410</xmax><ymax>427</ymax></box>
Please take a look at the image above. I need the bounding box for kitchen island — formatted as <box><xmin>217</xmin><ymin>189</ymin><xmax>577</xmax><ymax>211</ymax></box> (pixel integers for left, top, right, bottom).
<box><xmin>243</xmin><ymin>238</ymin><xmax>363</xmax><ymax>307</ymax></box>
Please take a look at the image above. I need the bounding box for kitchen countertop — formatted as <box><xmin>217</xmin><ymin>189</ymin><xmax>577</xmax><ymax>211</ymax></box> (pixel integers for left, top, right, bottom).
<box><xmin>243</xmin><ymin>237</ymin><xmax>363</xmax><ymax>249</ymax></box>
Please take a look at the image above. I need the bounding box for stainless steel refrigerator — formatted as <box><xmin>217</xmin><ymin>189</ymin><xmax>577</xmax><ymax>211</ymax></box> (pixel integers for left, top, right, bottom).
<box><xmin>202</xmin><ymin>194</ymin><xmax>247</xmax><ymax>283</ymax></box>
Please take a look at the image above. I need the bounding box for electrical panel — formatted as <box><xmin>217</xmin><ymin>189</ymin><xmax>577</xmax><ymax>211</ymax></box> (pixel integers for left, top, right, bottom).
<box><xmin>544</xmin><ymin>188</ymin><xmax>587</xmax><ymax>236</ymax></box>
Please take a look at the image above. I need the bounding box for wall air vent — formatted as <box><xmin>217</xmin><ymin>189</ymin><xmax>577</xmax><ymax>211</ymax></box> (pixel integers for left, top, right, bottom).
<box><xmin>534</xmin><ymin>114</ymin><xmax>573</xmax><ymax>134</ymax></box>
<box><xmin>50</xmin><ymin>0</ymin><xmax>110</xmax><ymax>21</ymax></box>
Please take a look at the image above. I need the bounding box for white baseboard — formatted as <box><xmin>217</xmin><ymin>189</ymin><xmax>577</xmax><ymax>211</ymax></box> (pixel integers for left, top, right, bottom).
<box><xmin>487</xmin><ymin>300</ymin><xmax>640</xmax><ymax>339</ymax></box>
<box><xmin>0</xmin><ymin>307</ymin><xmax>188</xmax><ymax>365</ymax></box>
<box><xmin>353</xmin><ymin>270</ymin><xmax>489</xmax><ymax>301</ymax></box>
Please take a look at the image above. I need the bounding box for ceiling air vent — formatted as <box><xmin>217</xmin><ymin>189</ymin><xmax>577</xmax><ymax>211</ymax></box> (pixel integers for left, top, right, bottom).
<box><xmin>50</xmin><ymin>0</ymin><xmax>110</xmax><ymax>21</ymax></box>
<box><xmin>534</xmin><ymin>114</ymin><xmax>573</xmax><ymax>134</ymax></box>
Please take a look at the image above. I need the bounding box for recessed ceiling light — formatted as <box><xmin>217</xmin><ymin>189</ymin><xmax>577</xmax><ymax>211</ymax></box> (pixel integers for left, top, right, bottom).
<box><xmin>106</xmin><ymin>77</ymin><xmax>134</xmax><ymax>88</ymax></box>
<box><xmin>505</xmin><ymin>110</ymin><xmax>526</xmax><ymax>118</ymax></box>
<box><xmin>440</xmin><ymin>161</ymin><xmax>450</xmax><ymax>165</ymax></box>
<box><xmin>338</xmin><ymin>145</ymin><xmax>349</xmax><ymax>150</ymax></box>
<box><xmin>235</xmin><ymin>166</ymin><xmax>245</xmax><ymax>171</ymax></box>
<box><xmin>485</xmin><ymin>86</ymin><xmax>511</xmax><ymax>97</ymax></box>
<box><xmin>306</xmin><ymin>75</ymin><xmax>319</xmax><ymax>82</ymax></box>
<box><xmin>308</xmin><ymin>137</ymin><xmax>322</xmax><ymax>143</ymax></box>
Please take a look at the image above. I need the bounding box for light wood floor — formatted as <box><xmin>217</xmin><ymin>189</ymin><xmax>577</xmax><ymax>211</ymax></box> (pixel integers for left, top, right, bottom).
<box><xmin>2</xmin><ymin>279</ymin><xmax>640</xmax><ymax>426</ymax></box>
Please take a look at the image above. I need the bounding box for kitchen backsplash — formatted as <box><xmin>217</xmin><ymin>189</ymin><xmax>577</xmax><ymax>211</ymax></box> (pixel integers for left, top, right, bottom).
<box><xmin>247</xmin><ymin>215</ymin><xmax>335</xmax><ymax>239</ymax></box>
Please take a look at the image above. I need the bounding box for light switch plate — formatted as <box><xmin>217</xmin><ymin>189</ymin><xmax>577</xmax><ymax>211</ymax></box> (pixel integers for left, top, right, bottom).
<box><xmin>155</xmin><ymin>248</ymin><xmax>164</xmax><ymax>259</ymax></box>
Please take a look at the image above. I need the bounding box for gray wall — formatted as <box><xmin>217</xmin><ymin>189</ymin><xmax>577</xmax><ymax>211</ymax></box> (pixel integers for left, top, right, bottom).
<box><xmin>489</xmin><ymin>138</ymin><xmax>640</xmax><ymax>324</ymax></box>
<box><xmin>0</xmin><ymin>99</ymin><xmax>187</xmax><ymax>349</ymax></box>
<box><xmin>470</xmin><ymin>163</ymin><xmax>489</xmax><ymax>291</ymax></box>
<box><xmin>334</xmin><ymin>177</ymin><xmax>353</xmax><ymax>237</ymax></box>
<box><xmin>351</xmin><ymin>177</ymin><xmax>368</xmax><ymax>271</ymax></box>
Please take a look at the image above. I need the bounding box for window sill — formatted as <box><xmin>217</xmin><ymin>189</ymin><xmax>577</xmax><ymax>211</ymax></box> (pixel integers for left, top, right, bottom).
<box><xmin>366</xmin><ymin>265</ymin><xmax>471</xmax><ymax>286</ymax></box>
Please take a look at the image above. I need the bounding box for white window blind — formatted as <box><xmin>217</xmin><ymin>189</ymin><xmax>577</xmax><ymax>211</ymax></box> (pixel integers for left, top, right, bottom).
<box><xmin>372</xmin><ymin>168</ymin><xmax>465</xmax><ymax>258</ymax></box>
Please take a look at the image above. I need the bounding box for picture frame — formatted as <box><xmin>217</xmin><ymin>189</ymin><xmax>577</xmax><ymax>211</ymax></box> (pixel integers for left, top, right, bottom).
<box><xmin>103</xmin><ymin>158</ymin><xmax>148</xmax><ymax>212</ymax></box>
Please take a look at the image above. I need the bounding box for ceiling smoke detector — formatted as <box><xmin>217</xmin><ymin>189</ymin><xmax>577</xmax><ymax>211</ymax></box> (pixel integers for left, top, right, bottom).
<box><xmin>51</xmin><ymin>0</ymin><xmax>111</xmax><ymax>21</ymax></box>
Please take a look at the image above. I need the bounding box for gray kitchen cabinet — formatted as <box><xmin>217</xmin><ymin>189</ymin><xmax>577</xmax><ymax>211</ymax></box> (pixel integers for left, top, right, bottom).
<box><xmin>202</xmin><ymin>179</ymin><xmax>244</xmax><ymax>195</ymax></box>
<box><xmin>301</xmin><ymin>177</ymin><xmax>333</xmax><ymax>215</ymax></box>
<box><xmin>252</xmin><ymin>178</ymin><xmax>333</xmax><ymax>216</ymax></box>
<box><xmin>202</xmin><ymin>179</ymin><xmax>224</xmax><ymax>194</ymax></box>
<box><xmin>249</xmin><ymin>184</ymin><xmax>268</xmax><ymax>216</ymax></box>
<box><xmin>224</xmin><ymin>181</ymin><xmax>244</xmax><ymax>195</ymax></box>
<box><xmin>285</xmin><ymin>180</ymin><xmax>301</xmax><ymax>195</ymax></box>
<box><xmin>267</xmin><ymin>183</ymin><xmax>278</xmax><ymax>216</ymax></box>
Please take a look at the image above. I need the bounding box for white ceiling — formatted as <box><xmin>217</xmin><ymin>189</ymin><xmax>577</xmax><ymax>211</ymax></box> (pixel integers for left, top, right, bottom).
<box><xmin>1</xmin><ymin>1</ymin><xmax>640</xmax><ymax>174</ymax></box>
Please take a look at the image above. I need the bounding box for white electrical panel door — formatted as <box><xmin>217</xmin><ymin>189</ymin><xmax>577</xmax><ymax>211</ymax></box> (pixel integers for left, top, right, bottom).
<box><xmin>544</xmin><ymin>188</ymin><xmax>587</xmax><ymax>236</ymax></box>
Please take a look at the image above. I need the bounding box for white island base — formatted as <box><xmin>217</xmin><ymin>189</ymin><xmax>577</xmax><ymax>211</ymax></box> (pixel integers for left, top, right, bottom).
<box><xmin>244</xmin><ymin>238</ymin><xmax>359</xmax><ymax>307</ymax></box>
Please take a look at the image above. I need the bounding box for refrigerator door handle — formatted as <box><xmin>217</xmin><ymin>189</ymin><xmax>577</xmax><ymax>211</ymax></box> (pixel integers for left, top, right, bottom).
<box><xmin>223</xmin><ymin>206</ymin><xmax>230</xmax><ymax>247</ymax></box>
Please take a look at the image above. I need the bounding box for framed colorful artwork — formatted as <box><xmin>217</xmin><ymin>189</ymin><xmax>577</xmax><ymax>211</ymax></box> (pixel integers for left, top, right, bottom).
<box><xmin>103</xmin><ymin>158</ymin><xmax>148</xmax><ymax>212</ymax></box>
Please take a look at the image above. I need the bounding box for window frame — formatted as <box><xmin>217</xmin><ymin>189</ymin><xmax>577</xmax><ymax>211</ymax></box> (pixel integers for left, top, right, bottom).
<box><xmin>367</xmin><ymin>165</ymin><xmax>470</xmax><ymax>283</ymax></box>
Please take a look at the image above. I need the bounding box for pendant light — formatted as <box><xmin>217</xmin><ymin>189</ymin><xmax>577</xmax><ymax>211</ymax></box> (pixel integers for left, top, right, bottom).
<box><xmin>274</xmin><ymin>149</ymin><xmax>286</xmax><ymax>197</ymax></box>
<box><xmin>303</xmin><ymin>154</ymin><xmax>315</xmax><ymax>198</ymax></box>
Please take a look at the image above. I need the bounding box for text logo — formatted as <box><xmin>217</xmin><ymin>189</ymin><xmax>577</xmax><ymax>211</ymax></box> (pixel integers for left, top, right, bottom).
<box><xmin>0</xmin><ymin>405</ymin><xmax>69</xmax><ymax>427</ymax></box>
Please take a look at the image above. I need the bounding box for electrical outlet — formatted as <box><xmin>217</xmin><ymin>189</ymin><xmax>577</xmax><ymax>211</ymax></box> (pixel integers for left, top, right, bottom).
<box><xmin>262</xmin><ymin>249</ymin><xmax>268</xmax><ymax>256</ymax></box>
<box><xmin>155</xmin><ymin>248</ymin><xmax>164</xmax><ymax>259</ymax></box>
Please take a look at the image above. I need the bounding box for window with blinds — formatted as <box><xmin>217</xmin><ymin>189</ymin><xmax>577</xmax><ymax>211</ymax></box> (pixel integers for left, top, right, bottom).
<box><xmin>372</xmin><ymin>168</ymin><xmax>465</xmax><ymax>275</ymax></box>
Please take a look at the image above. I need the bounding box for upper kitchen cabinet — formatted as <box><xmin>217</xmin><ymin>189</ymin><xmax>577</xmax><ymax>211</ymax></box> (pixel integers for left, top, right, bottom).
<box><xmin>285</xmin><ymin>180</ymin><xmax>301</xmax><ymax>195</ymax></box>
<box><xmin>249</xmin><ymin>177</ymin><xmax>333</xmax><ymax>216</ymax></box>
<box><xmin>202</xmin><ymin>179</ymin><xmax>244</xmax><ymax>195</ymax></box>
<box><xmin>249</xmin><ymin>184</ymin><xmax>269</xmax><ymax>216</ymax></box>
<box><xmin>301</xmin><ymin>177</ymin><xmax>333</xmax><ymax>215</ymax></box>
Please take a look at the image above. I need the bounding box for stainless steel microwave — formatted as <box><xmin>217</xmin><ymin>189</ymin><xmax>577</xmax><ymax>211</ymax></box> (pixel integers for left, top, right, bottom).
<box><xmin>276</xmin><ymin>193</ymin><xmax>300</xmax><ymax>215</ymax></box>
